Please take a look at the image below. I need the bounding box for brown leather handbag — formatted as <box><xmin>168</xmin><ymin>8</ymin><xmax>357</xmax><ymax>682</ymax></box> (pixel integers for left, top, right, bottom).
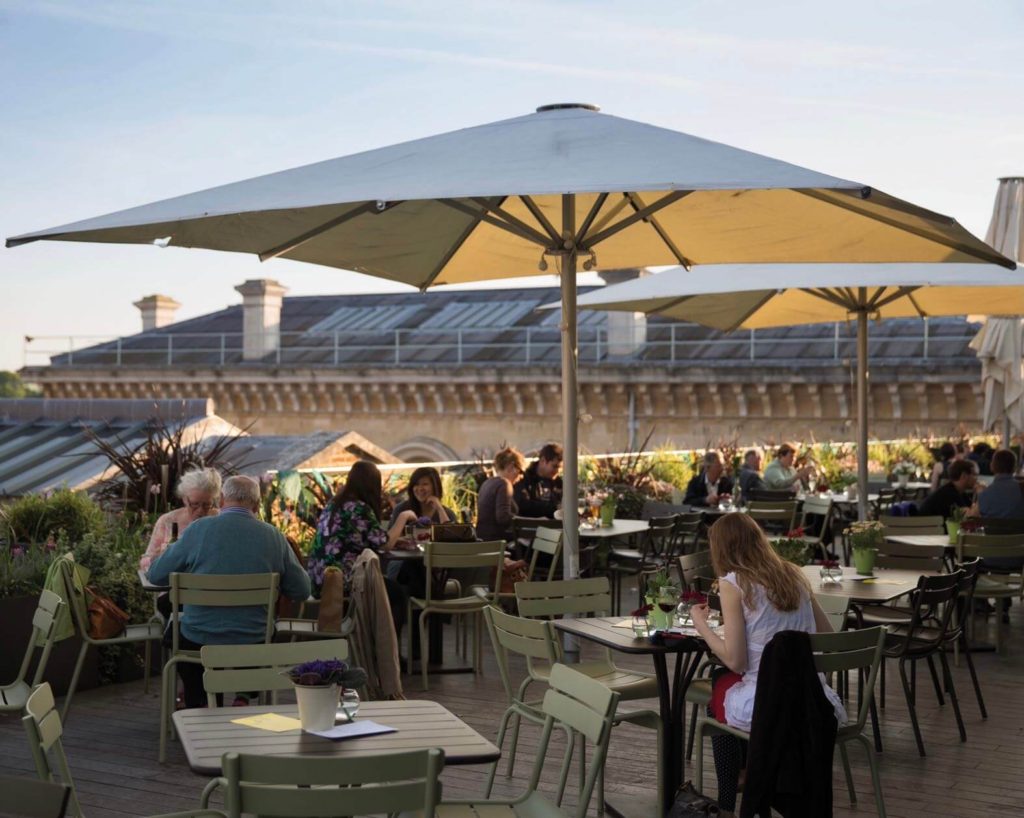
<box><xmin>86</xmin><ymin>587</ymin><xmax>129</xmax><ymax>639</ymax></box>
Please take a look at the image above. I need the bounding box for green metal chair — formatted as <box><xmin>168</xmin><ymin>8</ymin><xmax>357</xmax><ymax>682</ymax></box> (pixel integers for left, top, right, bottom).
<box><xmin>694</xmin><ymin>628</ymin><xmax>887</xmax><ymax>817</ymax></box>
<box><xmin>0</xmin><ymin>774</ymin><xmax>71</xmax><ymax>818</ymax></box>
<box><xmin>957</xmin><ymin>533</ymin><xmax>1024</xmax><ymax>654</ymax></box>
<box><xmin>159</xmin><ymin>572</ymin><xmax>279</xmax><ymax>763</ymax></box>
<box><xmin>879</xmin><ymin>515</ymin><xmax>945</xmax><ymax>534</ymax></box>
<box><xmin>200</xmin><ymin>638</ymin><xmax>349</xmax><ymax>707</ymax></box>
<box><xmin>196</xmin><ymin>748</ymin><xmax>444</xmax><ymax>817</ymax></box>
<box><xmin>436</xmin><ymin>663</ymin><xmax>619</xmax><ymax>818</ymax></box>
<box><xmin>56</xmin><ymin>555</ymin><xmax>163</xmax><ymax>719</ymax></box>
<box><xmin>407</xmin><ymin>540</ymin><xmax>505</xmax><ymax>690</ymax></box>
<box><xmin>1</xmin><ymin>590</ymin><xmax>62</xmax><ymax>713</ymax></box>
<box><xmin>22</xmin><ymin>683</ymin><xmax>83</xmax><ymax>818</ymax></box>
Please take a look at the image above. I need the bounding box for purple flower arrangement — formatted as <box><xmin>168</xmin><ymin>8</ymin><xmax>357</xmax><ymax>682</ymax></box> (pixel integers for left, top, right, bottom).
<box><xmin>285</xmin><ymin>658</ymin><xmax>368</xmax><ymax>689</ymax></box>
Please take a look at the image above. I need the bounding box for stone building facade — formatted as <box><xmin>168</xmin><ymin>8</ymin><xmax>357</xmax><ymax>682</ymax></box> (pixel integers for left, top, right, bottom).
<box><xmin>23</xmin><ymin>277</ymin><xmax>986</xmax><ymax>460</ymax></box>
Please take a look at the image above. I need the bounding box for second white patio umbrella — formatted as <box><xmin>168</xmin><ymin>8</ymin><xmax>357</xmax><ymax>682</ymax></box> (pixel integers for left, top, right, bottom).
<box><xmin>572</xmin><ymin>262</ymin><xmax>1024</xmax><ymax>519</ymax></box>
<box><xmin>971</xmin><ymin>177</ymin><xmax>1024</xmax><ymax>445</ymax></box>
<box><xmin>6</xmin><ymin>103</ymin><xmax>1014</xmax><ymax>569</ymax></box>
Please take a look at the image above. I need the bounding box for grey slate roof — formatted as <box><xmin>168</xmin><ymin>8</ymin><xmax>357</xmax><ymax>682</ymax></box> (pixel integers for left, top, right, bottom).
<box><xmin>40</xmin><ymin>286</ymin><xmax>982</xmax><ymax>370</ymax></box>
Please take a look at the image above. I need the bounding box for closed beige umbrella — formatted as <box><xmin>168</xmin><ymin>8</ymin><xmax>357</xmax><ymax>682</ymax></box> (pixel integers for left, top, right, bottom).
<box><xmin>972</xmin><ymin>177</ymin><xmax>1024</xmax><ymax>445</ymax></box>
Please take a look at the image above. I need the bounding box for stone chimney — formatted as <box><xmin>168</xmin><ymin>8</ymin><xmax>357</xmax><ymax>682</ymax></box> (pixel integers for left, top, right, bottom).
<box><xmin>235</xmin><ymin>279</ymin><xmax>288</xmax><ymax>361</ymax></box>
<box><xmin>597</xmin><ymin>268</ymin><xmax>649</xmax><ymax>356</ymax></box>
<box><xmin>133</xmin><ymin>294</ymin><xmax>181</xmax><ymax>332</ymax></box>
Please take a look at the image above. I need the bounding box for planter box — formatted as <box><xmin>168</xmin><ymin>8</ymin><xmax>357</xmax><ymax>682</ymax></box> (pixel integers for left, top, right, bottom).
<box><xmin>0</xmin><ymin>595</ymin><xmax>98</xmax><ymax>695</ymax></box>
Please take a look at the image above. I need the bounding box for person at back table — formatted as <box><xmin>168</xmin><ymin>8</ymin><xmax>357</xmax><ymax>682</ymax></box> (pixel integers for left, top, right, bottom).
<box><xmin>684</xmin><ymin>451</ymin><xmax>734</xmax><ymax>507</ymax></box>
<box><xmin>917</xmin><ymin>459</ymin><xmax>977</xmax><ymax>519</ymax></box>
<box><xmin>762</xmin><ymin>443</ymin><xmax>813</xmax><ymax>493</ymax></box>
<box><xmin>514</xmin><ymin>443</ymin><xmax>564</xmax><ymax>518</ymax></box>
<box><xmin>978</xmin><ymin>448</ymin><xmax>1024</xmax><ymax>519</ymax></box>
<box><xmin>738</xmin><ymin>450</ymin><xmax>766</xmax><ymax>498</ymax></box>
<box><xmin>689</xmin><ymin>513</ymin><xmax>844</xmax><ymax>817</ymax></box>
<box><xmin>147</xmin><ymin>475</ymin><xmax>311</xmax><ymax>708</ymax></box>
<box><xmin>477</xmin><ymin>446</ymin><xmax>525</xmax><ymax>542</ymax></box>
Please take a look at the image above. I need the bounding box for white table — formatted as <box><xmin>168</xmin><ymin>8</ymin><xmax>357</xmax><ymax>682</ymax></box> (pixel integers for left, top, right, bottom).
<box><xmin>578</xmin><ymin>519</ymin><xmax>650</xmax><ymax>538</ymax></box>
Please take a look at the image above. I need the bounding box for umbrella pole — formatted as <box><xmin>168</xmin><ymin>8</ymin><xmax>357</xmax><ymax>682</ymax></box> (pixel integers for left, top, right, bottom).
<box><xmin>560</xmin><ymin>195</ymin><xmax>580</xmax><ymax>583</ymax></box>
<box><xmin>856</xmin><ymin>309</ymin><xmax>869</xmax><ymax>521</ymax></box>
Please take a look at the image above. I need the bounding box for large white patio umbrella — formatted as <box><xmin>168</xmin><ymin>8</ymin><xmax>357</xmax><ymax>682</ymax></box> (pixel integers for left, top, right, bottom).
<box><xmin>6</xmin><ymin>103</ymin><xmax>1014</xmax><ymax>571</ymax></box>
<box><xmin>571</xmin><ymin>262</ymin><xmax>1024</xmax><ymax>519</ymax></box>
<box><xmin>971</xmin><ymin>177</ymin><xmax>1024</xmax><ymax>445</ymax></box>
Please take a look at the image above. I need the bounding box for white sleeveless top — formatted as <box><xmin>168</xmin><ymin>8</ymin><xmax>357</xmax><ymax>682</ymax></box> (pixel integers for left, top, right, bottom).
<box><xmin>721</xmin><ymin>572</ymin><xmax>847</xmax><ymax>732</ymax></box>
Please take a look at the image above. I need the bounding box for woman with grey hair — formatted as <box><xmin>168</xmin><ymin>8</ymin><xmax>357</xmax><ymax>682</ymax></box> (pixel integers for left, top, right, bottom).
<box><xmin>140</xmin><ymin>467</ymin><xmax>222</xmax><ymax>570</ymax></box>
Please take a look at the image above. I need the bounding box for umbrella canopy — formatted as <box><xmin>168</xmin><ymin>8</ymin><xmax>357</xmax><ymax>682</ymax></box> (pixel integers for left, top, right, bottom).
<box><xmin>572</xmin><ymin>262</ymin><xmax>1024</xmax><ymax>518</ymax></box>
<box><xmin>5</xmin><ymin>103</ymin><xmax>1015</xmax><ymax>567</ymax></box>
<box><xmin>973</xmin><ymin>177</ymin><xmax>1024</xmax><ymax>445</ymax></box>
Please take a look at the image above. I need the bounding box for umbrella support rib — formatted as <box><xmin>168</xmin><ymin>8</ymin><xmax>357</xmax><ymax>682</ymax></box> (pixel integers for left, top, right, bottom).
<box><xmin>518</xmin><ymin>195</ymin><xmax>563</xmax><ymax>244</ymax></box>
<box><xmin>439</xmin><ymin>199</ymin><xmax>550</xmax><ymax>247</ymax></box>
<box><xmin>624</xmin><ymin>192</ymin><xmax>693</xmax><ymax>268</ymax></box>
<box><xmin>583</xmin><ymin>190</ymin><xmax>691</xmax><ymax>248</ymax></box>
<box><xmin>469</xmin><ymin>196</ymin><xmax>560</xmax><ymax>246</ymax></box>
<box><xmin>257</xmin><ymin>201</ymin><xmax>377</xmax><ymax>261</ymax></box>
<box><xmin>419</xmin><ymin>196</ymin><xmax>506</xmax><ymax>290</ymax></box>
<box><xmin>871</xmin><ymin>286</ymin><xmax>919</xmax><ymax>311</ymax></box>
<box><xmin>803</xmin><ymin>288</ymin><xmax>855</xmax><ymax>311</ymax></box>
<box><xmin>794</xmin><ymin>189</ymin><xmax>1015</xmax><ymax>269</ymax></box>
<box><xmin>576</xmin><ymin>192</ymin><xmax>609</xmax><ymax>244</ymax></box>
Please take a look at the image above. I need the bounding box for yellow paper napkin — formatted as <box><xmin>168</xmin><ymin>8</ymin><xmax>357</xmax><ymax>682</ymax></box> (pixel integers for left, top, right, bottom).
<box><xmin>231</xmin><ymin>713</ymin><xmax>303</xmax><ymax>732</ymax></box>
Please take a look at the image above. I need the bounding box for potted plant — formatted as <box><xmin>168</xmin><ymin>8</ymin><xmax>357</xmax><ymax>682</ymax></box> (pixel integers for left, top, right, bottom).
<box><xmin>285</xmin><ymin>659</ymin><xmax>368</xmax><ymax>731</ymax></box>
<box><xmin>946</xmin><ymin>506</ymin><xmax>967</xmax><ymax>545</ymax></box>
<box><xmin>847</xmin><ymin>520</ymin><xmax>883</xmax><ymax>575</ymax></box>
<box><xmin>892</xmin><ymin>461</ymin><xmax>916</xmax><ymax>488</ymax></box>
<box><xmin>599</xmin><ymin>490</ymin><xmax>618</xmax><ymax>527</ymax></box>
<box><xmin>771</xmin><ymin>528</ymin><xmax>810</xmax><ymax>566</ymax></box>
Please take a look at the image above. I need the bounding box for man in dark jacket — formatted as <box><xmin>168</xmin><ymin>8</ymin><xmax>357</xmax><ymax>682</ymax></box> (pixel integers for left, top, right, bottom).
<box><xmin>684</xmin><ymin>451</ymin><xmax>734</xmax><ymax>507</ymax></box>
<box><xmin>514</xmin><ymin>443</ymin><xmax>563</xmax><ymax>518</ymax></box>
<box><xmin>918</xmin><ymin>459</ymin><xmax>977</xmax><ymax>519</ymax></box>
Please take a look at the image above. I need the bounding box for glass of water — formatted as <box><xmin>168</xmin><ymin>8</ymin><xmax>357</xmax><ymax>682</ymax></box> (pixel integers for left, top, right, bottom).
<box><xmin>340</xmin><ymin>688</ymin><xmax>360</xmax><ymax>721</ymax></box>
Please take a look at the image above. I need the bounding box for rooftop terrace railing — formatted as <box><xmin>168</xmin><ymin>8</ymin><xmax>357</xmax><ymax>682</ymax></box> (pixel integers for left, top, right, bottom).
<box><xmin>22</xmin><ymin>320</ymin><xmax>977</xmax><ymax>369</ymax></box>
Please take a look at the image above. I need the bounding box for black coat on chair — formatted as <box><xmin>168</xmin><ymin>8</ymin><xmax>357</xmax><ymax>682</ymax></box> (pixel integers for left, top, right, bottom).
<box><xmin>741</xmin><ymin>630</ymin><xmax>838</xmax><ymax>818</ymax></box>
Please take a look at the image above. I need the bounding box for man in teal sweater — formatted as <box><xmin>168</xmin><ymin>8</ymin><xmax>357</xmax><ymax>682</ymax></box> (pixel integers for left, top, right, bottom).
<box><xmin>148</xmin><ymin>474</ymin><xmax>310</xmax><ymax>707</ymax></box>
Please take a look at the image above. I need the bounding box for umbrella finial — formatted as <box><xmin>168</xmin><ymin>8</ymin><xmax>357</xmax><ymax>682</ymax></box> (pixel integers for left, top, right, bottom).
<box><xmin>536</xmin><ymin>103</ymin><xmax>600</xmax><ymax>113</ymax></box>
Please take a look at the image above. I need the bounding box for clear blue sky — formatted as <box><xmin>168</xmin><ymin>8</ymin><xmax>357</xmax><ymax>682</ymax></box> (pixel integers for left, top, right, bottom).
<box><xmin>2</xmin><ymin>0</ymin><xmax>1022</xmax><ymax>372</ymax></box>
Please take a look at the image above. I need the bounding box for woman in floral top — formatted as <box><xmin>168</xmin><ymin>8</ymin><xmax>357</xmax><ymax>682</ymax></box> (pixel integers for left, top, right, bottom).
<box><xmin>308</xmin><ymin>460</ymin><xmax>417</xmax><ymax>595</ymax></box>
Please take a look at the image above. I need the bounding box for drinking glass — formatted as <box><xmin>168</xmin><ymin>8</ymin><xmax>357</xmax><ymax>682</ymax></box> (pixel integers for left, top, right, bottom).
<box><xmin>675</xmin><ymin>599</ymin><xmax>691</xmax><ymax>627</ymax></box>
<box><xmin>631</xmin><ymin>615</ymin><xmax>650</xmax><ymax>638</ymax></box>
<box><xmin>340</xmin><ymin>688</ymin><xmax>360</xmax><ymax>721</ymax></box>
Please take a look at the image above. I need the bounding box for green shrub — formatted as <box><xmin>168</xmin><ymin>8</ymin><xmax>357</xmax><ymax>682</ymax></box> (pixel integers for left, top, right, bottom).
<box><xmin>0</xmin><ymin>543</ymin><xmax>60</xmax><ymax>598</ymax></box>
<box><xmin>1</xmin><ymin>489</ymin><xmax>105</xmax><ymax>545</ymax></box>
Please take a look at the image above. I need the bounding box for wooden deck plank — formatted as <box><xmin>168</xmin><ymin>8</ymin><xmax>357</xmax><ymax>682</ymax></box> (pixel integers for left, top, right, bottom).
<box><xmin>2</xmin><ymin>585</ymin><xmax>1023</xmax><ymax>817</ymax></box>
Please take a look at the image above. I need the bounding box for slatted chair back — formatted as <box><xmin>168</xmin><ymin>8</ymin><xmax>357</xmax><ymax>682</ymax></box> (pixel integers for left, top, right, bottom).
<box><xmin>815</xmin><ymin>594</ymin><xmax>850</xmax><ymax>632</ymax></box>
<box><xmin>880</xmin><ymin>515</ymin><xmax>945</xmax><ymax>534</ymax></box>
<box><xmin>958</xmin><ymin>532</ymin><xmax>1024</xmax><ymax>564</ymax></box>
<box><xmin>746</xmin><ymin>489</ymin><xmax>795</xmax><ymax>502</ymax></box>
<box><xmin>746</xmin><ymin>503</ymin><xmax>797</xmax><ymax>533</ymax></box>
<box><xmin>484</xmin><ymin>605</ymin><xmax>559</xmax><ymax>701</ymax></box>
<box><xmin>808</xmin><ymin>627</ymin><xmax>885</xmax><ymax>735</ymax></box>
<box><xmin>646</xmin><ymin>514</ymin><xmax>678</xmax><ymax>563</ymax></box>
<box><xmin>526</xmin><ymin>526</ymin><xmax>563</xmax><ymax>582</ymax></box>
<box><xmin>0</xmin><ymin>774</ymin><xmax>71</xmax><ymax>818</ymax></box>
<box><xmin>512</xmin><ymin>516</ymin><xmax>545</xmax><ymax>547</ymax></box>
<box><xmin>887</xmin><ymin>573</ymin><xmax>962</xmax><ymax>659</ymax></box>
<box><xmin>875</xmin><ymin>538</ymin><xmax>947</xmax><ymax>571</ymax></box>
<box><xmin>514</xmin><ymin>577</ymin><xmax>611</xmax><ymax>619</ymax></box>
<box><xmin>21</xmin><ymin>684</ymin><xmax>82</xmax><ymax>818</ymax></box>
<box><xmin>422</xmin><ymin>540</ymin><xmax>506</xmax><ymax>605</ymax></box>
<box><xmin>169</xmin><ymin>572</ymin><xmax>279</xmax><ymax>654</ymax></box>
<box><xmin>975</xmin><ymin>517</ymin><xmax>1024</xmax><ymax>535</ymax></box>
<box><xmin>200</xmin><ymin>638</ymin><xmax>350</xmax><ymax>707</ymax></box>
<box><xmin>526</xmin><ymin>664</ymin><xmax>620</xmax><ymax>818</ymax></box>
<box><xmin>672</xmin><ymin>511</ymin><xmax>705</xmax><ymax>557</ymax></box>
<box><xmin>2</xmin><ymin>591</ymin><xmax>62</xmax><ymax>712</ymax></box>
<box><xmin>946</xmin><ymin>559</ymin><xmax>981</xmax><ymax>645</ymax></box>
<box><xmin>678</xmin><ymin>550</ymin><xmax>715</xmax><ymax>593</ymax></box>
<box><xmin>797</xmin><ymin>496</ymin><xmax>834</xmax><ymax>539</ymax></box>
<box><xmin>873</xmin><ymin>488</ymin><xmax>900</xmax><ymax>517</ymax></box>
<box><xmin>220</xmin><ymin>748</ymin><xmax>444</xmax><ymax>817</ymax></box>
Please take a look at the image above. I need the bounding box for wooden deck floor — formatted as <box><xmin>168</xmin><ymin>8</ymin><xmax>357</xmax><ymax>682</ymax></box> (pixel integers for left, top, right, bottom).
<box><xmin>2</xmin><ymin>595</ymin><xmax>1023</xmax><ymax>817</ymax></box>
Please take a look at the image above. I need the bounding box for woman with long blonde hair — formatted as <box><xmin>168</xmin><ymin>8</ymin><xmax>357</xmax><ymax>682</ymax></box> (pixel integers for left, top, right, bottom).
<box><xmin>690</xmin><ymin>513</ymin><xmax>846</xmax><ymax>816</ymax></box>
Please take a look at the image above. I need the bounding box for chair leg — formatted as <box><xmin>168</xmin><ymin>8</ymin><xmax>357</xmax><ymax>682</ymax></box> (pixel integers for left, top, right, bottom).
<box><xmin>61</xmin><ymin>641</ymin><xmax>90</xmax><ymax>721</ymax></box>
<box><xmin>419</xmin><ymin>611</ymin><xmax>430</xmax><ymax>691</ymax></box>
<box><xmin>925</xmin><ymin>654</ymin><xmax>944</xmax><ymax>706</ymax></box>
<box><xmin>505</xmin><ymin>710</ymin><xmax>523</xmax><ymax>779</ymax></box>
<box><xmin>693</xmin><ymin>718</ymin><xmax>706</xmax><ymax>793</ymax></box>
<box><xmin>898</xmin><ymin>659</ymin><xmax>926</xmax><ymax>757</ymax></box>
<box><xmin>406</xmin><ymin>601</ymin><xmax>414</xmax><ymax>675</ymax></box>
<box><xmin>143</xmin><ymin>638</ymin><xmax>151</xmax><ymax>695</ymax></box>
<box><xmin>856</xmin><ymin>734</ymin><xmax>887</xmax><ymax>818</ymax></box>
<box><xmin>158</xmin><ymin>659</ymin><xmax>176</xmax><ymax>763</ymax></box>
<box><xmin>485</xmin><ymin>706</ymin><xmax>516</xmax><ymax>797</ymax></box>
<box><xmin>961</xmin><ymin>634</ymin><xmax>987</xmax><ymax>718</ymax></box>
<box><xmin>938</xmin><ymin>651</ymin><xmax>967</xmax><ymax>743</ymax></box>
<box><xmin>838</xmin><ymin>740</ymin><xmax>856</xmax><ymax>805</ymax></box>
<box><xmin>686</xmin><ymin>702</ymin><xmax>698</xmax><ymax>760</ymax></box>
<box><xmin>879</xmin><ymin>656</ymin><xmax>886</xmax><ymax>709</ymax></box>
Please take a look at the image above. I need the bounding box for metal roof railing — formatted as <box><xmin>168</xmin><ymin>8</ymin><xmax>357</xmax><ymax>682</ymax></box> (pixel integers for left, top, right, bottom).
<box><xmin>22</xmin><ymin>320</ymin><xmax>978</xmax><ymax>370</ymax></box>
